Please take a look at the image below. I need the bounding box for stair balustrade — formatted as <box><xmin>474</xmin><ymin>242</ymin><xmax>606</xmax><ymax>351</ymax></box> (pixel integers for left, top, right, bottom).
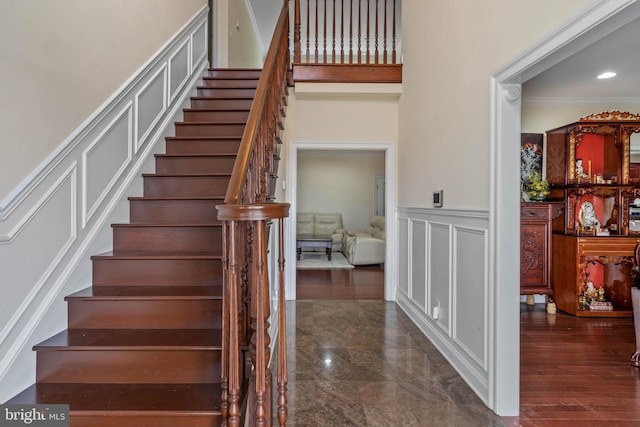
<box><xmin>291</xmin><ymin>0</ymin><xmax>402</xmax><ymax>82</ymax></box>
<box><xmin>217</xmin><ymin>1</ymin><xmax>291</xmax><ymax>426</ymax></box>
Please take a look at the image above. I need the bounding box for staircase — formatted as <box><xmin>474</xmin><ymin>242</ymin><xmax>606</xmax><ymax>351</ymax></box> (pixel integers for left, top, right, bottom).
<box><xmin>8</xmin><ymin>69</ymin><xmax>263</xmax><ymax>427</ymax></box>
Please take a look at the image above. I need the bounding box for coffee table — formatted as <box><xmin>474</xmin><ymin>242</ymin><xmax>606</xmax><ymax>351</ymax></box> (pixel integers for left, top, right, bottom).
<box><xmin>296</xmin><ymin>235</ymin><xmax>333</xmax><ymax>261</ymax></box>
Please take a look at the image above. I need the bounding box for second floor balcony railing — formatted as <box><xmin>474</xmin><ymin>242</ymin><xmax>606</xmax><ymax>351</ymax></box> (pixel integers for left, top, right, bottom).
<box><xmin>291</xmin><ymin>0</ymin><xmax>402</xmax><ymax>83</ymax></box>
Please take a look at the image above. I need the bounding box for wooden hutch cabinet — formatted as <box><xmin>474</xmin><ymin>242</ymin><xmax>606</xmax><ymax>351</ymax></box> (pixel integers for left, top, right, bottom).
<box><xmin>547</xmin><ymin>111</ymin><xmax>640</xmax><ymax>317</ymax></box>
<box><xmin>520</xmin><ymin>202</ymin><xmax>563</xmax><ymax>297</ymax></box>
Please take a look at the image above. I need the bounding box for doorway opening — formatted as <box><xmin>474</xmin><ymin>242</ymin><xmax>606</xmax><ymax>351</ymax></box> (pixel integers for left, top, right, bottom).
<box><xmin>491</xmin><ymin>0</ymin><xmax>640</xmax><ymax>416</ymax></box>
<box><xmin>285</xmin><ymin>142</ymin><xmax>397</xmax><ymax>302</ymax></box>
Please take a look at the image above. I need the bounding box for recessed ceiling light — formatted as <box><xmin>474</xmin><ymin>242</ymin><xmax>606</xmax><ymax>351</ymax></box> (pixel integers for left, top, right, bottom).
<box><xmin>597</xmin><ymin>72</ymin><xmax>616</xmax><ymax>79</ymax></box>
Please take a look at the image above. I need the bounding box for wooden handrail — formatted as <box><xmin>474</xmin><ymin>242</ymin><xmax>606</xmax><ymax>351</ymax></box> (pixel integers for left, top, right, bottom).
<box><xmin>218</xmin><ymin>1</ymin><xmax>291</xmax><ymax>426</ymax></box>
<box><xmin>224</xmin><ymin>1</ymin><xmax>290</xmax><ymax>205</ymax></box>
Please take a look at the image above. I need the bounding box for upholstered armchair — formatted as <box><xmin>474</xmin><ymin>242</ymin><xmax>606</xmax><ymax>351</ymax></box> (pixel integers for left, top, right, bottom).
<box><xmin>342</xmin><ymin>216</ymin><xmax>385</xmax><ymax>265</ymax></box>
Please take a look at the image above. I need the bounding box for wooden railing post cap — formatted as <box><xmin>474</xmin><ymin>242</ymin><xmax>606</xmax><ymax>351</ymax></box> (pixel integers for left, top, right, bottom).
<box><xmin>217</xmin><ymin>203</ymin><xmax>290</xmax><ymax>221</ymax></box>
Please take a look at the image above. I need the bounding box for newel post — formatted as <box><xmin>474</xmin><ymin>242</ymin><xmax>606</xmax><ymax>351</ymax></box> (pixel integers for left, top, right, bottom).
<box><xmin>293</xmin><ymin>0</ymin><xmax>301</xmax><ymax>63</ymax></box>
<box><xmin>217</xmin><ymin>203</ymin><xmax>290</xmax><ymax>427</ymax></box>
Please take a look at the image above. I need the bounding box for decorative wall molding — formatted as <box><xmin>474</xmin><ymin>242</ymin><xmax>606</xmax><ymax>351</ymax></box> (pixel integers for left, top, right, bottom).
<box><xmin>135</xmin><ymin>65</ymin><xmax>168</xmax><ymax>153</ymax></box>
<box><xmin>396</xmin><ymin>206</ymin><xmax>490</xmax><ymax>406</ymax></box>
<box><xmin>0</xmin><ymin>6</ymin><xmax>209</xmax><ymax>402</ymax></box>
<box><xmin>82</xmin><ymin>102</ymin><xmax>133</xmax><ymax>228</ymax></box>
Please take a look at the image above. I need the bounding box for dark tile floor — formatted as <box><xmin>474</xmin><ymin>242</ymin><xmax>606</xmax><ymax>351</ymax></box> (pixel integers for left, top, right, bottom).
<box><xmin>281</xmin><ymin>300</ymin><xmax>505</xmax><ymax>426</ymax></box>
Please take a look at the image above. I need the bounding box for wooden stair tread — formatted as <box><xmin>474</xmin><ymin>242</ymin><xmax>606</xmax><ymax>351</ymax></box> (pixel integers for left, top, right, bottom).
<box><xmin>66</xmin><ymin>286</ymin><xmax>222</xmax><ymax>299</ymax></box>
<box><xmin>64</xmin><ymin>286</ymin><xmax>222</xmax><ymax>301</ymax></box>
<box><xmin>183</xmin><ymin>107</ymin><xmax>251</xmax><ymax>112</ymax></box>
<box><xmin>111</xmin><ymin>223</ymin><xmax>221</xmax><ymax>228</ymax></box>
<box><xmin>142</xmin><ymin>172</ymin><xmax>231</xmax><ymax>177</ymax></box>
<box><xmin>155</xmin><ymin>153</ymin><xmax>237</xmax><ymax>157</ymax></box>
<box><xmin>35</xmin><ymin>329</ymin><xmax>223</xmax><ymax>349</ymax></box>
<box><xmin>128</xmin><ymin>196</ymin><xmax>225</xmax><ymax>201</ymax></box>
<box><xmin>190</xmin><ymin>95</ymin><xmax>254</xmax><ymax>100</ymax></box>
<box><xmin>175</xmin><ymin>121</ymin><xmax>248</xmax><ymax>125</ymax></box>
<box><xmin>91</xmin><ymin>251</ymin><xmax>222</xmax><ymax>260</ymax></box>
<box><xmin>9</xmin><ymin>383</ymin><xmax>223</xmax><ymax>412</ymax></box>
<box><xmin>165</xmin><ymin>135</ymin><xmax>242</xmax><ymax>140</ymax></box>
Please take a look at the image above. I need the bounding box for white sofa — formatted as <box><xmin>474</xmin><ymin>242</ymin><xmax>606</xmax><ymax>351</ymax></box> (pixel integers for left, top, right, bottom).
<box><xmin>296</xmin><ymin>212</ymin><xmax>345</xmax><ymax>251</ymax></box>
<box><xmin>342</xmin><ymin>216</ymin><xmax>385</xmax><ymax>265</ymax></box>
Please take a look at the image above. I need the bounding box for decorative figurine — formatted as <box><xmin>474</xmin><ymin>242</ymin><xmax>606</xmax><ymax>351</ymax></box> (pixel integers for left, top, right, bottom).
<box><xmin>578</xmin><ymin>201</ymin><xmax>601</xmax><ymax>231</ymax></box>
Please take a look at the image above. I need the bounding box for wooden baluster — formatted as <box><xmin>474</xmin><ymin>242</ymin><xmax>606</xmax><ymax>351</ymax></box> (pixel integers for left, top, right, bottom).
<box><xmin>340</xmin><ymin>0</ymin><xmax>345</xmax><ymax>63</ymax></box>
<box><xmin>357</xmin><ymin>0</ymin><xmax>361</xmax><ymax>63</ymax></box>
<box><xmin>220</xmin><ymin>221</ymin><xmax>230</xmax><ymax>426</ymax></box>
<box><xmin>227</xmin><ymin>220</ymin><xmax>241</xmax><ymax>427</ymax></box>
<box><xmin>277</xmin><ymin>218</ymin><xmax>288</xmax><ymax>426</ymax></box>
<box><xmin>332</xmin><ymin>0</ymin><xmax>336</xmax><ymax>63</ymax></box>
<box><xmin>366</xmin><ymin>0</ymin><xmax>370</xmax><ymax>64</ymax></box>
<box><xmin>383</xmin><ymin>0</ymin><xmax>387</xmax><ymax>64</ymax></box>
<box><xmin>306</xmin><ymin>0</ymin><xmax>310</xmax><ymax>61</ymax></box>
<box><xmin>323</xmin><ymin>0</ymin><xmax>327</xmax><ymax>63</ymax></box>
<box><xmin>349</xmin><ymin>0</ymin><xmax>353</xmax><ymax>63</ymax></box>
<box><xmin>392</xmin><ymin>0</ymin><xmax>396</xmax><ymax>64</ymax></box>
<box><xmin>374</xmin><ymin>0</ymin><xmax>379</xmax><ymax>64</ymax></box>
<box><xmin>254</xmin><ymin>220</ymin><xmax>269</xmax><ymax>427</ymax></box>
<box><xmin>314</xmin><ymin>0</ymin><xmax>319</xmax><ymax>62</ymax></box>
<box><xmin>294</xmin><ymin>0</ymin><xmax>301</xmax><ymax>62</ymax></box>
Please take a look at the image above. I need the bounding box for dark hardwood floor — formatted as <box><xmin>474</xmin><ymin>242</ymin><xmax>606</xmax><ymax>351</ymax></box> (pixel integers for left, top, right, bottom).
<box><xmin>295</xmin><ymin>265</ymin><xmax>640</xmax><ymax>425</ymax></box>
<box><xmin>296</xmin><ymin>264</ymin><xmax>384</xmax><ymax>300</ymax></box>
<box><xmin>506</xmin><ymin>303</ymin><xmax>640</xmax><ymax>427</ymax></box>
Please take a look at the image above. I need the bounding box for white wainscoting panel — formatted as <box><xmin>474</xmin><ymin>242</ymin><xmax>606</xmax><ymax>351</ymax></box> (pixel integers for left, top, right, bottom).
<box><xmin>397</xmin><ymin>207</ymin><xmax>491</xmax><ymax>407</ymax></box>
<box><xmin>83</xmin><ymin>102</ymin><xmax>133</xmax><ymax>227</ymax></box>
<box><xmin>410</xmin><ymin>219</ymin><xmax>426</xmax><ymax>311</ymax></box>
<box><xmin>169</xmin><ymin>38</ymin><xmax>192</xmax><ymax>105</ymax></box>
<box><xmin>191</xmin><ymin>19</ymin><xmax>208</xmax><ymax>69</ymax></box>
<box><xmin>398</xmin><ymin>217</ymin><xmax>409</xmax><ymax>295</ymax></box>
<box><xmin>429</xmin><ymin>221</ymin><xmax>451</xmax><ymax>334</ymax></box>
<box><xmin>453</xmin><ymin>225</ymin><xmax>488</xmax><ymax>370</ymax></box>
<box><xmin>135</xmin><ymin>64</ymin><xmax>168</xmax><ymax>152</ymax></box>
<box><xmin>0</xmin><ymin>6</ymin><xmax>210</xmax><ymax>403</ymax></box>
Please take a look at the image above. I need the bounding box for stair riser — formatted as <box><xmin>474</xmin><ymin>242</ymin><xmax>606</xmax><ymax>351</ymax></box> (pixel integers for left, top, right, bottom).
<box><xmin>183</xmin><ymin>110</ymin><xmax>249</xmax><ymax>122</ymax></box>
<box><xmin>175</xmin><ymin>123</ymin><xmax>245</xmax><ymax>137</ymax></box>
<box><xmin>68</xmin><ymin>300</ymin><xmax>222</xmax><ymax>329</ymax></box>
<box><xmin>207</xmin><ymin>69</ymin><xmax>261</xmax><ymax>79</ymax></box>
<box><xmin>92</xmin><ymin>258</ymin><xmax>223</xmax><ymax>286</ymax></box>
<box><xmin>112</xmin><ymin>226</ymin><xmax>222</xmax><ymax>254</ymax></box>
<box><xmin>155</xmin><ymin>156</ymin><xmax>237</xmax><ymax>174</ymax></box>
<box><xmin>143</xmin><ymin>176</ymin><xmax>230</xmax><ymax>197</ymax></box>
<box><xmin>196</xmin><ymin>88</ymin><xmax>256</xmax><ymax>98</ymax></box>
<box><xmin>37</xmin><ymin>350</ymin><xmax>221</xmax><ymax>384</ymax></box>
<box><xmin>189</xmin><ymin>98</ymin><xmax>254</xmax><ymax>109</ymax></box>
<box><xmin>129</xmin><ymin>199</ymin><xmax>222</xmax><ymax>224</ymax></box>
<box><xmin>71</xmin><ymin>414</ymin><xmax>221</xmax><ymax>427</ymax></box>
<box><xmin>201</xmin><ymin>78</ymin><xmax>259</xmax><ymax>88</ymax></box>
<box><xmin>166</xmin><ymin>138</ymin><xmax>241</xmax><ymax>154</ymax></box>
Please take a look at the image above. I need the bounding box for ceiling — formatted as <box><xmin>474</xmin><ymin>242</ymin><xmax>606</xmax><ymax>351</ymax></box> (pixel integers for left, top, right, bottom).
<box><xmin>522</xmin><ymin>15</ymin><xmax>640</xmax><ymax>100</ymax></box>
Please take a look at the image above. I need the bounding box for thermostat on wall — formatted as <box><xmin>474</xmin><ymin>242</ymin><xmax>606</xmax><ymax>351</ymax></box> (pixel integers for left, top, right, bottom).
<box><xmin>433</xmin><ymin>190</ymin><xmax>443</xmax><ymax>208</ymax></box>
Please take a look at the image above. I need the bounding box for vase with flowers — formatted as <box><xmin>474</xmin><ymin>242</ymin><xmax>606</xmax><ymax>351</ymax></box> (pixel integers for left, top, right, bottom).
<box><xmin>525</xmin><ymin>172</ymin><xmax>550</xmax><ymax>201</ymax></box>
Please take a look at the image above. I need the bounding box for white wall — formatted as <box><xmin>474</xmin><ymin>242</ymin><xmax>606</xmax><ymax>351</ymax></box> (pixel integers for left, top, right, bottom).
<box><xmin>297</xmin><ymin>151</ymin><xmax>384</xmax><ymax>231</ymax></box>
<box><xmin>0</xmin><ymin>0</ymin><xmax>207</xmax><ymax>203</ymax></box>
<box><xmin>396</xmin><ymin>0</ymin><xmax>595</xmax><ymax>416</ymax></box>
<box><xmin>398</xmin><ymin>0</ymin><xmax>592</xmax><ymax>210</ymax></box>
<box><xmin>522</xmin><ymin>101</ymin><xmax>640</xmax><ymax>133</ymax></box>
<box><xmin>228</xmin><ymin>0</ymin><xmax>264</xmax><ymax>67</ymax></box>
<box><xmin>0</xmin><ymin>6</ymin><xmax>209</xmax><ymax>402</ymax></box>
